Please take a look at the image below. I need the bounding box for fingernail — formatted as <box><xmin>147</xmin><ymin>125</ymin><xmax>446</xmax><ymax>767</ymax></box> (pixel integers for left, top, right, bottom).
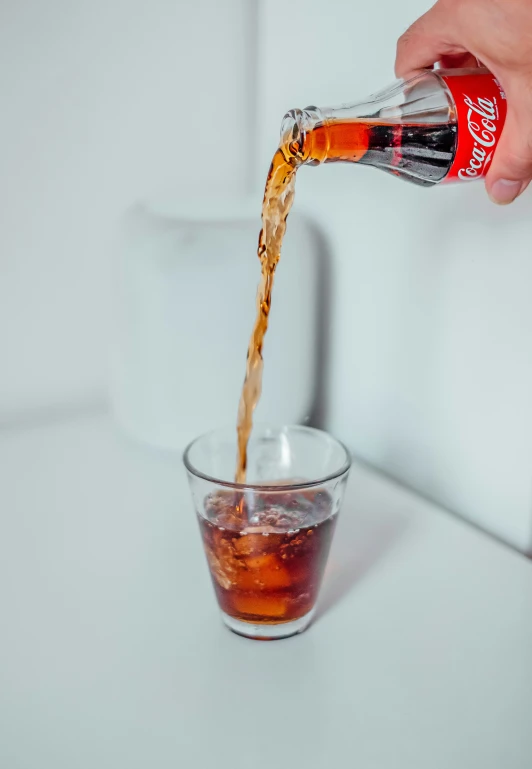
<box><xmin>488</xmin><ymin>179</ymin><xmax>526</xmax><ymax>205</ymax></box>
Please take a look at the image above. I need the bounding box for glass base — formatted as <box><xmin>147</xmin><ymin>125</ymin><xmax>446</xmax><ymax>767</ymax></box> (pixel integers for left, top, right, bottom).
<box><xmin>221</xmin><ymin>608</ymin><xmax>316</xmax><ymax>640</ymax></box>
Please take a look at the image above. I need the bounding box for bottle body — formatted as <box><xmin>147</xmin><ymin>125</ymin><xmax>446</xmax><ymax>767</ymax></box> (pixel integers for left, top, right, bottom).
<box><xmin>282</xmin><ymin>69</ymin><xmax>507</xmax><ymax>187</ymax></box>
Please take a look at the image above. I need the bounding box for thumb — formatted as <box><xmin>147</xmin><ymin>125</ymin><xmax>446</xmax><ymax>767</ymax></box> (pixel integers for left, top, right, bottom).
<box><xmin>486</xmin><ymin>103</ymin><xmax>532</xmax><ymax>205</ymax></box>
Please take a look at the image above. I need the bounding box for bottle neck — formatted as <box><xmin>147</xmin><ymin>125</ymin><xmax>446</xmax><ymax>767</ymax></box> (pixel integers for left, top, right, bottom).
<box><xmin>279</xmin><ymin>69</ymin><xmax>458</xmax><ymax>186</ymax></box>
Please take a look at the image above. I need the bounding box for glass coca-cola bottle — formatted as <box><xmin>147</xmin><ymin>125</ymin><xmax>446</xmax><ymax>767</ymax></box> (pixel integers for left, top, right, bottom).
<box><xmin>281</xmin><ymin>68</ymin><xmax>507</xmax><ymax>187</ymax></box>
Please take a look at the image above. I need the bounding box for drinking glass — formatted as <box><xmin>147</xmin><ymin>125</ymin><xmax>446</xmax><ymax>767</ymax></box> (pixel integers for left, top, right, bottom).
<box><xmin>184</xmin><ymin>425</ymin><xmax>350</xmax><ymax>640</ymax></box>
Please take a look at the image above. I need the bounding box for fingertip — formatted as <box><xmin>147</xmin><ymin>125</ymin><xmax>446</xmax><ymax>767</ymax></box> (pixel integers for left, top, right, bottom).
<box><xmin>486</xmin><ymin>178</ymin><xmax>529</xmax><ymax>205</ymax></box>
<box><xmin>394</xmin><ymin>38</ymin><xmax>409</xmax><ymax>79</ymax></box>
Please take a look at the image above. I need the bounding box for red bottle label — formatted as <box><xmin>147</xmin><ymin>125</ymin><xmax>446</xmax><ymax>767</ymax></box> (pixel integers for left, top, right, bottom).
<box><xmin>440</xmin><ymin>71</ymin><xmax>507</xmax><ymax>182</ymax></box>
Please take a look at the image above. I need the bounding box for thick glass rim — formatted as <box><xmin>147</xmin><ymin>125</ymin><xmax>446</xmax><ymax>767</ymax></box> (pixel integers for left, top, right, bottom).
<box><xmin>182</xmin><ymin>424</ymin><xmax>352</xmax><ymax>492</ymax></box>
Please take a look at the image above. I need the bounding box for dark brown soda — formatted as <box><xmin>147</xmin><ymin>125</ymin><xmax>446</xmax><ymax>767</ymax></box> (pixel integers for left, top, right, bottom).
<box><xmin>303</xmin><ymin>119</ymin><xmax>457</xmax><ymax>185</ymax></box>
<box><xmin>235</xmin><ymin>146</ymin><xmax>301</xmax><ymax>484</ymax></box>
<box><xmin>198</xmin><ymin>487</ymin><xmax>336</xmax><ymax>624</ymax></box>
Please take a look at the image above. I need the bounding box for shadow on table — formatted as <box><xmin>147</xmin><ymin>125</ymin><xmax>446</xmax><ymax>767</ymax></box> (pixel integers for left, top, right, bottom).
<box><xmin>316</xmin><ymin>503</ymin><xmax>409</xmax><ymax>620</ymax></box>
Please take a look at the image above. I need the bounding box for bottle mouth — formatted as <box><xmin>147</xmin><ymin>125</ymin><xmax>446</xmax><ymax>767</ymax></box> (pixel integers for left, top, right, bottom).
<box><xmin>279</xmin><ymin>107</ymin><xmax>323</xmax><ymax>164</ymax></box>
<box><xmin>280</xmin><ymin>109</ymin><xmax>305</xmax><ymax>160</ymax></box>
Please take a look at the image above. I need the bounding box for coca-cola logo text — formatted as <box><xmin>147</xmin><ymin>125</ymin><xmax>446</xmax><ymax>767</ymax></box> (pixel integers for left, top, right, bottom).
<box><xmin>458</xmin><ymin>94</ymin><xmax>499</xmax><ymax>180</ymax></box>
<box><xmin>442</xmin><ymin>72</ymin><xmax>507</xmax><ymax>183</ymax></box>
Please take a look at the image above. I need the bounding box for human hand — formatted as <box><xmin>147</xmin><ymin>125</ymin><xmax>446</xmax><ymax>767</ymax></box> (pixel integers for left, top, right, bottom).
<box><xmin>396</xmin><ymin>0</ymin><xmax>532</xmax><ymax>204</ymax></box>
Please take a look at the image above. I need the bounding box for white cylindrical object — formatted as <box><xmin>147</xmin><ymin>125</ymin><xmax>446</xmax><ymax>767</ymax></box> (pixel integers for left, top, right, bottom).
<box><xmin>110</xmin><ymin>198</ymin><xmax>323</xmax><ymax>450</ymax></box>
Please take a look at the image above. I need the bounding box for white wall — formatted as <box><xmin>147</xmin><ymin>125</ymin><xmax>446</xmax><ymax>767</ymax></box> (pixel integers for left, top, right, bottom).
<box><xmin>258</xmin><ymin>0</ymin><xmax>532</xmax><ymax>553</ymax></box>
<box><xmin>0</xmin><ymin>0</ymin><xmax>253</xmax><ymax>419</ymax></box>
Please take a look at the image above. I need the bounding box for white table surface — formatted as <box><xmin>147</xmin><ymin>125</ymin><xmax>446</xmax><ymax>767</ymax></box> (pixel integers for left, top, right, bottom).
<box><xmin>0</xmin><ymin>411</ymin><xmax>531</xmax><ymax>769</ymax></box>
